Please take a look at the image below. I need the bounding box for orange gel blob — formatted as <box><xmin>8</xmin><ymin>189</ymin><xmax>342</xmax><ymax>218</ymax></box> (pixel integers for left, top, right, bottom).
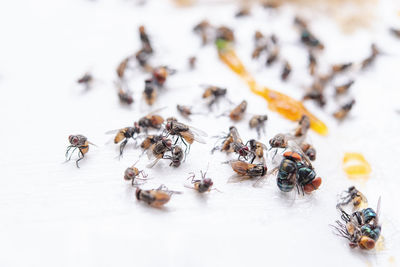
<box><xmin>343</xmin><ymin>152</ymin><xmax>371</xmax><ymax>180</ymax></box>
<box><xmin>217</xmin><ymin>43</ymin><xmax>328</xmax><ymax>136</ymax></box>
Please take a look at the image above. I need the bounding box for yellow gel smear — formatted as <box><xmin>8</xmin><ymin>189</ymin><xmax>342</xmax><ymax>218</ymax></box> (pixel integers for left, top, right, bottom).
<box><xmin>217</xmin><ymin>43</ymin><xmax>328</xmax><ymax>136</ymax></box>
<box><xmin>343</xmin><ymin>152</ymin><xmax>371</xmax><ymax>180</ymax></box>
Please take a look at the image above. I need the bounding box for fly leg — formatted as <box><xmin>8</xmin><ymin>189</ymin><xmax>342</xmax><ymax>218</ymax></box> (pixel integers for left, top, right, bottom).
<box><xmin>76</xmin><ymin>149</ymin><xmax>85</xmax><ymax>168</ymax></box>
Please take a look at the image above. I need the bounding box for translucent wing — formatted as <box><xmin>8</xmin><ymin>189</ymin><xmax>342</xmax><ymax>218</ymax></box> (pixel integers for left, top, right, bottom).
<box><xmin>146</xmin><ymin>158</ymin><xmax>161</xmax><ymax>168</ymax></box>
<box><xmin>227</xmin><ymin>173</ymin><xmax>251</xmax><ymax>183</ymax></box>
<box><xmin>187</xmin><ymin>124</ymin><xmax>208</xmax><ymax>137</ymax></box>
<box><xmin>143</xmin><ymin>107</ymin><xmax>167</xmax><ymax>117</ymax></box>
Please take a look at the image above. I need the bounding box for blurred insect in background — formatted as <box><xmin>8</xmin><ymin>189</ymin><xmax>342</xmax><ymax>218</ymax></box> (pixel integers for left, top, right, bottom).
<box><xmin>193</xmin><ymin>20</ymin><xmax>213</xmax><ymax>45</ymax></box>
<box><xmin>147</xmin><ymin>137</ymin><xmax>173</xmax><ymax>168</ymax></box>
<box><xmin>216</xmin><ymin>26</ymin><xmax>235</xmax><ymax>42</ymax></box>
<box><xmin>138</xmin><ymin>109</ymin><xmax>165</xmax><ymax>132</ymax></box>
<box><xmin>335</xmin><ymin>80</ymin><xmax>354</xmax><ymax>96</ymax></box>
<box><xmin>249</xmin><ymin>115</ymin><xmax>268</xmax><ymax>138</ymax></box>
<box><xmin>303</xmin><ymin>81</ymin><xmax>326</xmax><ymax>107</ymax></box>
<box><xmin>135</xmin><ymin>185</ymin><xmax>181</xmax><ymax>208</ymax></box>
<box><xmin>229</xmin><ymin>100</ymin><xmax>247</xmax><ymax>121</ymax></box>
<box><xmin>186</xmin><ymin>169</ymin><xmax>218</xmax><ymax>193</ymax></box>
<box><xmin>164</xmin><ymin>145</ymin><xmax>184</xmax><ymax>167</ymax></box>
<box><xmin>202</xmin><ymin>85</ymin><xmax>228</xmax><ymax>108</ymax></box>
<box><xmin>294</xmin><ymin>16</ymin><xmax>324</xmax><ymax>50</ymax></box>
<box><xmin>281</xmin><ymin>61</ymin><xmax>292</xmax><ymax>81</ymax></box>
<box><xmin>152</xmin><ymin>66</ymin><xmax>175</xmax><ymax>87</ymax></box>
<box><xmin>235</xmin><ymin>6</ymin><xmax>250</xmax><ymax>17</ymax></box>
<box><xmin>332</xmin><ymin>62</ymin><xmax>353</xmax><ymax>74</ymax></box>
<box><xmin>124</xmin><ymin>160</ymin><xmax>148</xmax><ymax>186</ymax></box>
<box><xmin>106</xmin><ymin>124</ymin><xmax>141</xmax><ymax>157</ymax></box>
<box><xmin>246</xmin><ymin>139</ymin><xmax>267</xmax><ymax>164</ymax></box>
<box><xmin>143</xmin><ymin>79</ymin><xmax>157</xmax><ymax>105</ymax></box>
<box><xmin>139</xmin><ymin>25</ymin><xmax>153</xmax><ymax>54</ymax></box>
<box><xmin>164</xmin><ymin>119</ymin><xmax>207</xmax><ymax>151</ymax></box>
<box><xmin>389</xmin><ymin>28</ymin><xmax>400</xmax><ymax>39</ymax></box>
<box><xmin>116</xmin><ymin>56</ymin><xmax>131</xmax><ymax>80</ymax></box>
<box><xmin>77</xmin><ymin>72</ymin><xmax>93</xmax><ymax>90</ymax></box>
<box><xmin>333</xmin><ymin>99</ymin><xmax>355</xmax><ymax>120</ymax></box>
<box><xmin>229</xmin><ymin>160</ymin><xmax>267</xmax><ymax>182</ymax></box>
<box><xmin>336</xmin><ymin>186</ymin><xmax>368</xmax><ymax>211</ymax></box>
<box><xmin>116</xmin><ymin>83</ymin><xmax>133</xmax><ymax>105</ymax></box>
<box><xmin>252</xmin><ymin>31</ymin><xmax>268</xmax><ymax>59</ymax></box>
<box><xmin>188</xmin><ymin>56</ymin><xmax>197</xmax><ymax>69</ymax></box>
<box><xmin>266</xmin><ymin>47</ymin><xmax>279</xmax><ymax>66</ymax></box>
<box><xmin>65</xmin><ymin>135</ymin><xmax>94</xmax><ymax>168</ymax></box>
<box><xmin>177</xmin><ymin>105</ymin><xmax>194</xmax><ymax>120</ymax></box>
<box><xmin>308</xmin><ymin>50</ymin><xmax>317</xmax><ymax>75</ymax></box>
<box><xmin>361</xmin><ymin>44</ymin><xmax>379</xmax><ymax>70</ymax></box>
<box><xmin>294</xmin><ymin>115</ymin><xmax>310</xmax><ymax>137</ymax></box>
<box><xmin>333</xmin><ymin>197</ymin><xmax>381</xmax><ymax>250</ymax></box>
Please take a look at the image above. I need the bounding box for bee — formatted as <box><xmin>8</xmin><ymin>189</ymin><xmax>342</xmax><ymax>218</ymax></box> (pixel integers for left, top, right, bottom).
<box><xmin>140</xmin><ymin>134</ymin><xmax>163</xmax><ymax>151</ymax></box>
<box><xmin>332</xmin><ymin>63</ymin><xmax>353</xmax><ymax>74</ymax></box>
<box><xmin>193</xmin><ymin>20</ymin><xmax>212</xmax><ymax>45</ymax></box>
<box><xmin>139</xmin><ymin>25</ymin><xmax>153</xmax><ymax>54</ymax></box>
<box><xmin>152</xmin><ymin>66</ymin><xmax>175</xmax><ymax>87</ymax></box>
<box><xmin>266</xmin><ymin>47</ymin><xmax>279</xmax><ymax>66</ymax></box>
<box><xmin>65</xmin><ymin>135</ymin><xmax>93</xmax><ymax>168</ymax></box>
<box><xmin>186</xmin><ymin>170</ymin><xmax>216</xmax><ymax>193</ymax></box>
<box><xmin>202</xmin><ymin>86</ymin><xmax>228</xmax><ymax>108</ymax></box>
<box><xmin>333</xmin><ymin>198</ymin><xmax>381</xmax><ymax>250</ymax></box>
<box><xmin>294</xmin><ymin>115</ymin><xmax>310</xmax><ymax>137</ymax></box>
<box><xmin>229</xmin><ymin>160</ymin><xmax>267</xmax><ymax>182</ymax></box>
<box><xmin>138</xmin><ymin>109</ymin><xmax>164</xmax><ymax>131</ymax></box>
<box><xmin>361</xmin><ymin>44</ymin><xmax>379</xmax><ymax>70</ymax></box>
<box><xmin>249</xmin><ymin>115</ymin><xmax>268</xmax><ymax>138</ymax></box>
<box><xmin>246</xmin><ymin>139</ymin><xmax>267</xmax><ymax>164</ymax></box>
<box><xmin>164</xmin><ymin>120</ymin><xmax>207</xmax><ymax>150</ymax></box>
<box><xmin>177</xmin><ymin>105</ymin><xmax>193</xmax><ymax>120</ymax></box>
<box><xmin>77</xmin><ymin>72</ymin><xmax>93</xmax><ymax>89</ymax></box>
<box><xmin>333</xmin><ymin>99</ymin><xmax>356</xmax><ymax>120</ymax></box>
<box><xmin>390</xmin><ymin>27</ymin><xmax>400</xmax><ymax>39</ymax></box>
<box><xmin>143</xmin><ymin>79</ymin><xmax>157</xmax><ymax>105</ymax></box>
<box><xmin>300</xmin><ymin>143</ymin><xmax>316</xmax><ymax>161</ymax></box>
<box><xmin>164</xmin><ymin>145</ymin><xmax>184</xmax><ymax>167</ymax></box>
<box><xmin>116</xmin><ymin>56</ymin><xmax>130</xmax><ymax>80</ymax></box>
<box><xmin>216</xmin><ymin>26</ymin><xmax>235</xmax><ymax>42</ymax></box>
<box><xmin>124</xmin><ymin>161</ymin><xmax>148</xmax><ymax>186</ymax></box>
<box><xmin>277</xmin><ymin>151</ymin><xmax>322</xmax><ymax>194</ymax></box>
<box><xmin>135</xmin><ymin>185</ymin><xmax>181</xmax><ymax>208</ymax></box>
<box><xmin>337</xmin><ymin>186</ymin><xmax>368</xmax><ymax>210</ymax></box>
<box><xmin>308</xmin><ymin>50</ymin><xmax>317</xmax><ymax>75</ymax></box>
<box><xmin>146</xmin><ymin>137</ymin><xmax>173</xmax><ymax>168</ymax></box>
<box><xmin>188</xmin><ymin>56</ymin><xmax>197</xmax><ymax>69</ymax></box>
<box><xmin>106</xmin><ymin>124</ymin><xmax>141</xmax><ymax>157</ymax></box>
<box><xmin>281</xmin><ymin>61</ymin><xmax>291</xmax><ymax>81</ymax></box>
<box><xmin>229</xmin><ymin>100</ymin><xmax>247</xmax><ymax>121</ymax></box>
<box><xmin>335</xmin><ymin>80</ymin><xmax>354</xmax><ymax>95</ymax></box>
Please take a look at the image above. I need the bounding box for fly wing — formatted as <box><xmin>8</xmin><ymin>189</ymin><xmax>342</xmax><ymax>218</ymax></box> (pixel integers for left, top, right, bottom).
<box><xmin>146</xmin><ymin>158</ymin><xmax>161</xmax><ymax>168</ymax></box>
<box><xmin>375</xmin><ymin>196</ymin><xmax>381</xmax><ymax>225</ymax></box>
<box><xmin>143</xmin><ymin>107</ymin><xmax>167</xmax><ymax>117</ymax></box>
<box><xmin>230</xmin><ymin>160</ymin><xmax>251</xmax><ymax>175</ymax></box>
<box><xmin>146</xmin><ymin>144</ymin><xmax>156</xmax><ymax>159</ymax></box>
<box><xmin>227</xmin><ymin>173</ymin><xmax>251</xmax><ymax>183</ymax></box>
<box><xmin>187</xmin><ymin>124</ymin><xmax>208</xmax><ymax>137</ymax></box>
<box><xmin>253</xmin><ymin>167</ymin><xmax>277</xmax><ymax>188</ymax></box>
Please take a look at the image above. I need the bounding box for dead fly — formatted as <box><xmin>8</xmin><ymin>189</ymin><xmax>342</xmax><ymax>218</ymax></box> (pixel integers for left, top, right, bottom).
<box><xmin>390</xmin><ymin>27</ymin><xmax>400</xmax><ymax>39</ymax></box>
<box><xmin>115</xmin><ymin>82</ymin><xmax>133</xmax><ymax>105</ymax></box>
<box><xmin>77</xmin><ymin>72</ymin><xmax>93</xmax><ymax>90</ymax></box>
<box><xmin>246</xmin><ymin>139</ymin><xmax>268</xmax><ymax>164</ymax></box>
<box><xmin>65</xmin><ymin>135</ymin><xmax>94</xmax><ymax>168</ymax></box>
<box><xmin>229</xmin><ymin>160</ymin><xmax>267</xmax><ymax>183</ymax></box>
<box><xmin>235</xmin><ymin>6</ymin><xmax>250</xmax><ymax>17</ymax></box>
<box><xmin>266</xmin><ymin>47</ymin><xmax>279</xmax><ymax>66</ymax></box>
<box><xmin>300</xmin><ymin>143</ymin><xmax>316</xmax><ymax>161</ymax></box>
<box><xmin>332</xmin><ymin>63</ymin><xmax>353</xmax><ymax>74</ymax></box>
<box><xmin>229</xmin><ymin>100</ymin><xmax>247</xmax><ymax>121</ymax></box>
<box><xmin>252</xmin><ymin>31</ymin><xmax>268</xmax><ymax>59</ymax></box>
<box><xmin>308</xmin><ymin>50</ymin><xmax>317</xmax><ymax>75</ymax></box>
<box><xmin>135</xmin><ymin>185</ymin><xmax>181</xmax><ymax>208</ymax></box>
<box><xmin>124</xmin><ymin>161</ymin><xmax>148</xmax><ymax>186</ymax></box>
<box><xmin>143</xmin><ymin>79</ymin><xmax>157</xmax><ymax>105</ymax></box>
<box><xmin>164</xmin><ymin>119</ymin><xmax>207</xmax><ymax>151</ymax></box>
<box><xmin>249</xmin><ymin>115</ymin><xmax>268</xmax><ymax>138</ymax></box>
<box><xmin>281</xmin><ymin>61</ymin><xmax>292</xmax><ymax>81</ymax></box>
<box><xmin>270</xmin><ymin>34</ymin><xmax>278</xmax><ymax>45</ymax></box>
<box><xmin>294</xmin><ymin>115</ymin><xmax>310</xmax><ymax>137</ymax></box>
<box><xmin>177</xmin><ymin>105</ymin><xmax>194</xmax><ymax>120</ymax></box>
<box><xmin>146</xmin><ymin>137</ymin><xmax>173</xmax><ymax>168</ymax></box>
<box><xmin>188</xmin><ymin>56</ymin><xmax>197</xmax><ymax>69</ymax></box>
<box><xmin>228</xmin><ymin>126</ymin><xmax>253</xmax><ymax>160</ymax></box>
<box><xmin>140</xmin><ymin>134</ymin><xmax>163</xmax><ymax>151</ymax></box>
<box><xmin>333</xmin><ymin>99</ymin><xmax>355</xmax><ymax>120</ymax></box>
<box><xmin>139</xmin><ymin>25</ymin><xmax>153</xmax><ymax>54</ymax></box>
<box><xmin>262</xmin><ymin>1</ymin><xmax>281</xmax><ymax>9</ymax></box>
<box><xmin>216</xmin><ymin>26</ymin><xmax>235</xmax><ymax>42</ymax></box>
<box><xmin>138</xmin><ymin>109</ymin><xmax>165</xmax><ymax>132</ymax></box>
<box><xmin>269</xmin><ymin>133</ymin><xmax>290</xmax><ymax>149</ymax></box>
<box><xmin>361</xmin><ymin>44</ymin><xmax>379</xmax><ymax>70</ymax></box>
<box><xmin>337</xmin><ymin>186</ymin><xmax>368</xmax><ymax>210</ymax></box>
<box><xmin>303</xmin><ymin>80</ymin><xmax>326</xmax><ymax>107</ymax></box>
<box><xmin>202</xmin><ymin>85</ymin><xmax>228</xmax><ymax>108</ymax></box>
<box><xmin>116</xmin><ymin>56</ymin><xmax>131</xmax><ymax>80</ymax></box>
<box><xmin>163</xmin><ymin>145</ymin><xmax>184</xmax><ymax>167</ymax></box>
<box><xmin>106</xmin><ymin>124</ymin><xmax>141</xmax><ymax>157</ymax></box>
<box><xmin>193</xmin><ymin>20</ymin><xmax>213</xmax><ymax>45</ymax></box>
<box><xmin>135</xmin><ymin>48</ymin><xmax>151</xmax><ymax>69</ymax></box>
<box><xmin>294</xmin><ymin>17</ymin><xmax>324</xmax><ymax>50</ymax></box>
<box><xmin>186</xmin><ymin>170</ymin><xmax>218</xmax><ymax>193</ymax></box>
<box><xmin>152</xmin><ymin>66</ymin><xmax>175</xmax><ymax>87</ymax></box>
<box><xmin>335</xmin><ymin>80</ymin><xmax>354</xmax><ymax>95</ymax></box>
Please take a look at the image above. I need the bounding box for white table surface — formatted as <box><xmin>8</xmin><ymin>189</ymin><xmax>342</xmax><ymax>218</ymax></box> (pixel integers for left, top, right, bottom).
<box><xmin>1</xmin><ymin>0</ymin><xmax>400</xmax><ymax>266</ymax></box>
